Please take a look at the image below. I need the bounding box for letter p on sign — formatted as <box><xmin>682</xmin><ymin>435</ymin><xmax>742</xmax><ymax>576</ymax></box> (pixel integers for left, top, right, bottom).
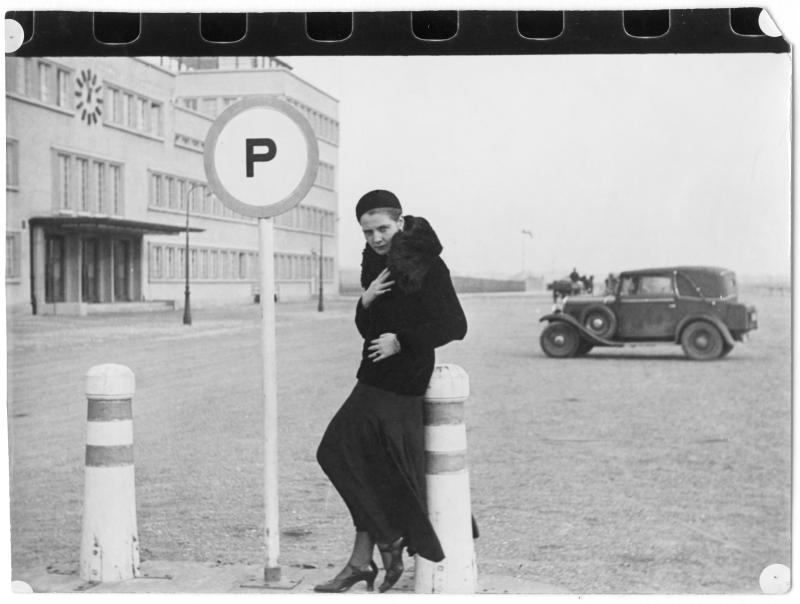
<box><xmin>204</xmin><ymin>97</ymin><xmax>319</xmax><ymax>218</ymax></box>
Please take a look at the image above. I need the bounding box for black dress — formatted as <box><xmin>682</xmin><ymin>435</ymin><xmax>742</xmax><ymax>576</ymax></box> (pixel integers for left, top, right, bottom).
<box><xmin>316</xmin><ymin>216</ymin><xmax>467</xmax><ymax>563</ymax></box>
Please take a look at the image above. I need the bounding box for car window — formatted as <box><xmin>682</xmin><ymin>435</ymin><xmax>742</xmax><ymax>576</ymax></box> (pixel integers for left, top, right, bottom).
<box><xmin>620</xmin><ymin>275</ymin><xmax>673</xmax><ymax>298</ymax></box>
<box><xmin>676</xmin><ymin>273</ymin><xmax>700</xmax><ymax>297</ymax></box>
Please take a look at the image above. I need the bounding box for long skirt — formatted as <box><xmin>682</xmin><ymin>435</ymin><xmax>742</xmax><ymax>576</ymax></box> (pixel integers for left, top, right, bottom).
<box><xmin>317</xmin><ymin>381</ymin><xmax>445</xmax><ymax>563</ymax></box>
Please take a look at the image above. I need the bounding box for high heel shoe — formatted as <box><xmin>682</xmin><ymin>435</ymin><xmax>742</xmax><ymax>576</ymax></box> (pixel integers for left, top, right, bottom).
<box><xmin>313</xmin><ymin>560</ymin><xmax>378</xmax><ymax>593</ymax></box>
<box><xmin>377</xmin><ymin>537</ymin><xmax>405</xmax><ymax>593</ymax></box>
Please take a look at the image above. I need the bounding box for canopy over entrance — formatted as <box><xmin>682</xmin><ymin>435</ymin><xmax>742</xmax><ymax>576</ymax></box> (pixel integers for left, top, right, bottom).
<box><xmin>29</xmin><ymin>216</ymin><xmax>205</xmax><ymax>235</ymax></box>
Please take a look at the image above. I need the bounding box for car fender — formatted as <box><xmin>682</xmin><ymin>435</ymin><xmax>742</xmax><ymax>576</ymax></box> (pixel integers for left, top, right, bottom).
<box><xmin>540</xmin><ymin>313</ymin><xmax>622</xmax><ymax>347</ymax></box>
<box><xmin>675</xmin><ymin>314</ymin><xmax>735</xmax><ymax>347</ymax></box>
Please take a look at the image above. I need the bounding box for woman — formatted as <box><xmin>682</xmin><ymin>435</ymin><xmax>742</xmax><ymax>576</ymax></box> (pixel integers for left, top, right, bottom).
<box><xmin>315</xmin><ymin>189</ymin><xmax>468</xmax><ymax>593</ymax></box>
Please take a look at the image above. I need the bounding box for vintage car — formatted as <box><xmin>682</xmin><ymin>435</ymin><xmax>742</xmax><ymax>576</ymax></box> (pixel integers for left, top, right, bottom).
<box><xmin>539</xmin><ymin>266</ymin><xmax>758</xmax><ymax>360</ymax></box>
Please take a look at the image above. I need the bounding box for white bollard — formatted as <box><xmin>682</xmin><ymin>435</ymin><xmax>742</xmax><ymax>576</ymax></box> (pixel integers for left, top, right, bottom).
<box><xmin>414</xmin><ymin>364</ymin><xmax>477</xmax><ymax>594</ymax></box>
<box><xmin>79</xmin><ymin>364</ymin><xmax>141</xmax><ymax>582</ymax></box>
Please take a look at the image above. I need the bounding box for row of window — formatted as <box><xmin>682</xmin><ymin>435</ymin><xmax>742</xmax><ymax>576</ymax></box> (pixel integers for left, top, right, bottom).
<box><xmin>178</xmin><ymin>95</ymin><xmax>240</xmax><ymax>118</ymax></box>
<box><xmin>145</xmin><ymin>56</ymin><xmax>290</xmax><ymax>72</ymax></box>
<box><xmin>273</xmin><ymin>203</ymin><xmax>337</xmax><ymax>234</ymax></box>
<box><xmin>285</xmin><ymin>97</ymin><xmax>340</xmax><ymax>143</ymax></box>
<box><xmin>105</xmin><ymin>85</ymin><xmax>164</xmax><ymax>137</ymax></box>
<box><xmin>175</xmin><ymin>94</ymin><xmax>339</xmax><ymax>144</ymax></box>
<box><xmin>150</xmin><ymin>244</ymin><xmax>258</xmax><ymax>281</ymax></box>
<box><xmin>6</xmin><ymin>58</ymin><xmax>72</xmax><ymax>110</ymax></box>
<box><xmin>55</xmin><ymin>150</ymin><xmax>123</xmax><ymax>215</ymax></box>
<box><xmin>148</xmin><ymin>171</ymin><xmax>255</xmax><ymax>222</ymax></box>
<box><xmin>317</xmin><ymin>162</ymin><xmax>335</xmax><ymax>189</ymax></box>
<box><xmin>276</xmin><ymin>253</ymin><xmax>335</xmax><ymax>282</ymax></box>
<box><xmin>148</xmin><ymin>244</ymin><xmax>334</xmax><ymax>283</ymax></box>
<box><xmin>174</xmin><ymin>133</ymin><xmax>204</xmax><ymax>152</ymax></box>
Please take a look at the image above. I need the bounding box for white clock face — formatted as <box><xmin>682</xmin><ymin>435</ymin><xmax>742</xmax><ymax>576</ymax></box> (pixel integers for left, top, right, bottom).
<box><xmin>75</xmin><ymin>69</ymin><xmax>103</xmax><ymax>125</ymax></box>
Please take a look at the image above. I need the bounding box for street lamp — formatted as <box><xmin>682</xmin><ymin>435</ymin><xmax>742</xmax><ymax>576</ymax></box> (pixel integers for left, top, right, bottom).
<box><xmin>521</xmin><ymin>229</ymin><xmax>533</xmax><ymax>277</ymax></box>
<box><xmin>182</xmin><ymin>182</ymin><xmax>208</xmax><ymax>326</ymax></box>
<box><xmin>317</xmin><ymin>227</ymin><xmax>324</xmax><ymax>312</ymax></box>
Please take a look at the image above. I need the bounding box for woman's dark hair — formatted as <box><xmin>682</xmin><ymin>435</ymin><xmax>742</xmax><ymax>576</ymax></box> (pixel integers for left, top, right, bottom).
<box><xmin>360</xmin><ymin>208</ymin><xmax>403</xmax><ymax>221</ymax></box>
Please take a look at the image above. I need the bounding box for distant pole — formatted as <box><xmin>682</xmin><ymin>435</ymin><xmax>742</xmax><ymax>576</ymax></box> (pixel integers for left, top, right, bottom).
<box><xmin>317</xmin><ymin>229</ymin><xmax>324</xmax><ymax>312</ymax></box>
<box><xmin>521</xmin><ymin>229</ymin><xmax>533</xmax><ymax>278</ymax></box>
<box><xmin>183</xmin><ymin>194</ymin><xmax>192</xmax><ymax>325</ymax></box>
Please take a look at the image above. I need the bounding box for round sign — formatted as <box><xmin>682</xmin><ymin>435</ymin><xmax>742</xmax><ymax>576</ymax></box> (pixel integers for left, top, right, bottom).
<box><xmin>204</xmin><ymin>96</ymin><xmax>319</xmax><ymax>218</ymax></box>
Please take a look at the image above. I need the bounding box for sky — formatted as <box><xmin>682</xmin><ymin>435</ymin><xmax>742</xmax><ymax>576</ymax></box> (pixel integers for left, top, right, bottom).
<box><xmin>285</xmin><ymin>53</ymin><xmax>791</xmax><ymax>281</ymax></box>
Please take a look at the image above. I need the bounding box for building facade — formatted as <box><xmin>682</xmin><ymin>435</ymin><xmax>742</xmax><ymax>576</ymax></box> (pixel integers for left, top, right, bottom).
<box><xmin>5</xmin><ymin>56</ymin><xmax>339</xmax><ymax>315</ymax></box>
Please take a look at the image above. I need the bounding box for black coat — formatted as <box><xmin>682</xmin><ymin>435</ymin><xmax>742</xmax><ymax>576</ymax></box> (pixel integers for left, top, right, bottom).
<box><xmin>355</xmin><ymin>216</ymin><xmax>467</xmax><ymax>395</ymax></box>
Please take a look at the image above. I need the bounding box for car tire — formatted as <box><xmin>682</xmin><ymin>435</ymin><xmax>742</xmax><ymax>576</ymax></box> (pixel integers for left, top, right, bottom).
<box><xmin>720</xmin><ymin>342</ymin><xmax>734</xmax><ymax>357</ymax></box>
<box><xmin>540</xmin><ymin>322</ymin><xmax>581</xmax><ymax>358</ymax></box>
<box><xmin>680</xmin><ymin>321</ymin><xmax>725</xmax><ymax>360</ymax></box>
<box><xmin>581</xmin><ymin>305</ymin><xmax>617</xmax><ymax>339</ymax></box>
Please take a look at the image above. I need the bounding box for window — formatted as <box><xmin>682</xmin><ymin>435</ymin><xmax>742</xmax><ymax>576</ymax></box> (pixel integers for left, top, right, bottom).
<box><xmin>201</xmin><ymin>98</ymin><xmax>217</xmax><ymax>117</ymax></box>
<box><xmin>620</xmin><ymin>275</ymin><xmax>673</xmax><ymax>298</ymax></box>
<box><xmin>125</xmin><ymin>93</ymin><xmax>135</xmax><ymax>127</ymax></box>
<box><xmin>166</xmin><ymin>247</ymin><xmax>175</xmax><ymax>278</ymax></box>
<box><xmin>56</xmin><ymin>69</ymin><xmax>70</xmax><ymax>108</ymax></box>
<box><xmin>166</xmin><ymin>177</ymin><xmax>175</xmax><ymax>209</ymax></box>
<box><xmin>76</xmin><ymin>158</ymin><xmax>89</xmax><ymax>211</ymax></box>
<box><xmin>38</xmin><ymin>62</ymin><xmax>51</xmax><ymax>103</ymax></box>
<box><xmin>55</xmin><ymin>151</ymin><xmax>122</xmax><ymax>215</ymax></box>
<box><xmin>137</xmin><ymin>98</ymin><xmax>147</xmax><ymax>130</ymax></box>
<box><xmin>153</xmin><ymin>173</ymin><xmax>163</xmax><ymax>207</ymax></box>
<box><xmin>110</xmin><ymin>165</ymin><xmax>122</xmax><ymax>215</ymax></box>
<box><xmin>151</xmin><ymin>245</ymin><xmax>163</xmax><ymax>279</ymax></box>
<box><xmin>200</xmin><ymin>250</ymin><xmax>209</xmax><ymax>279</ymax></box>
<box><xmin>94</xmin><ymin>161</ymin><xmax>105</xmax><ymax>213</ymax></box>
<box><xmin>150</xmin><ymin>102</ymin><xmax>163</xmax><ymax>135</ymax></box>
<box><xmin>8</xmin><ymin>58</ymin><xmax>28</xmax><ymax>94</ymax></box>
<box><xmin>57</xmin><ymin>154</ymin><xmax>70</xmax><ymax>209</ymax></box>
<box><xmin>6</xmin><ymin>139</ymin><xmax>19</xmax><ymax>188</ymax></box>
<box><xmin>239</xmin><ymin>252</ymin><xmax>247</xmax><ymax>279</ymax></box>
<box><xmin>6</xmin><ymin>232</ymin><xmax>21</xmax><ymax>280</ymax></box>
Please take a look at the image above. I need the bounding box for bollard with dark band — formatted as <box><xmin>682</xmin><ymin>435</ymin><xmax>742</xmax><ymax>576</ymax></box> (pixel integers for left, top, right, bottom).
<box><xmin>414</xmin><ymin>364</ymin><xmax>477</xmax><ymax>593</ymax></box>
<box><xmin>79</xmin><ymin>364</ymin><xmax>141</xmax><ymax>582</ymax></box>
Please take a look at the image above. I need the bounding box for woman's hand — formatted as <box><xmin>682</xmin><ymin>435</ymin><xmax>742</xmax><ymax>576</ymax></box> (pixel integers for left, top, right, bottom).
<box><xmin>368</xmin><ymin>333</ymin><xmax>401</xmax><ymax>362</ymax></box>
<box><xmin>361</xmin><ymin>268</ymin><xmax>395</xmax><ymax>308</ymax></box>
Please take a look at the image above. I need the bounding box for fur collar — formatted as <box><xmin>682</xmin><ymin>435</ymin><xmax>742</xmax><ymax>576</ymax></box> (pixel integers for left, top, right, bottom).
<box><xmin>360</xmin><ymin>215</ymin><xmax>443</xmax><ymax>294</ymax></box>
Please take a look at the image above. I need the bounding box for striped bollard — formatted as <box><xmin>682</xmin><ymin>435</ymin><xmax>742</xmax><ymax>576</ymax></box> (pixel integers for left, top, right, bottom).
<box><xmin>79</xmin><ymin>364</ymin><xmax>141</xmax><ymax>582</ymax></box>
<box><xmin>414</xmin><ymin>364</ymin><xmax>477</xmax><ymax>593</ymax></box>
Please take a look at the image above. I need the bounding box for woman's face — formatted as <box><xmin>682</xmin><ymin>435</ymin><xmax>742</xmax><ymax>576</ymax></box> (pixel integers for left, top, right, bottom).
<box><xmin>360</xmin><ymin>211</ymin><xmax>404</xmax><ymax>256</ymax></box>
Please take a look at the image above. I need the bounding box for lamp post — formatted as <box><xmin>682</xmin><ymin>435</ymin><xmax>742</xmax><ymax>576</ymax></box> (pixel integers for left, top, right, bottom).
<box><xmin>317</xmin><ymin>228</ymin><xmax>324</xmax><ymax>312</ymax></box>
<box><xmin>521</xmin><ymin>229</ymin><xmax>533</xmax><ymax>278</ymax></box>
<box><xmin>183</xmin><ymin>182</ymin><xmax>207</xmax><ymax>326</ymax></box>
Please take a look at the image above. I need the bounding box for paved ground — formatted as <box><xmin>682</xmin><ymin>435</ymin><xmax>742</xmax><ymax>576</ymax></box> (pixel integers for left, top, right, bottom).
<box><xmin>5</xmin><ymin>290</ymin><xmax>791</xmax><ymax>594</ymax></box>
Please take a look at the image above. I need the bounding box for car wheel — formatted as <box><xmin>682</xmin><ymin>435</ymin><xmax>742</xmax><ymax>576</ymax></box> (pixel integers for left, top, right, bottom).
<box><xmin>581</xmin><ymin>305</ymin><xmax>617</xmax><ymax>339</ymax></box>
<box><xmin>576</xmin><ymin>340</ymin><xmax>594</xmax><ymax>356</ymax></box>
<box><xmin>540</xmin><ymin>323</ymin><xmax>581</xmax><ymax>358</ymax></box>
<box><xmin>720</xmin><ymin>342</ymin><xmax>734</xmax><ymax>357</ymax></box>
<box><xmin>680</xmin><ymin>321</ymin><xmax>725</xmax><ymax>360</ymax></box>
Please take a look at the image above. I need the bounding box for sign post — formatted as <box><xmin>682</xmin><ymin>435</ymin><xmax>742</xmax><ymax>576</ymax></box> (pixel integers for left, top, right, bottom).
<box><xmin>204</xmin><ymin>96</ymin><xmax>319</xmax><ymax>585</ymax></box>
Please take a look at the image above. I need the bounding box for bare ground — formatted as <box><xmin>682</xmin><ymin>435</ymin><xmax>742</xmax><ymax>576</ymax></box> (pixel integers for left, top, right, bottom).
<box><xmin>5</xmin><ymin>291</ymin><xmax>791</xmax><ymax>593</ymax></box>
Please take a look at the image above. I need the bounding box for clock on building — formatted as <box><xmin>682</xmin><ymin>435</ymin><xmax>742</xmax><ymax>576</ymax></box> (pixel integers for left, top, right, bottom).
<box><xmin>75</xmin><ymin>69</ymin><xmax>103</xmax><ymax>125</ymax></box>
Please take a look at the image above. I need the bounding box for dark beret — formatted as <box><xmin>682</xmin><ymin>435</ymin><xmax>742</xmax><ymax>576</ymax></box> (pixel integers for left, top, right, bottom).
<box><xmin>355</xmin><ymin>189</ymin><xmax>402</xmax><ymax>220</ymax></box>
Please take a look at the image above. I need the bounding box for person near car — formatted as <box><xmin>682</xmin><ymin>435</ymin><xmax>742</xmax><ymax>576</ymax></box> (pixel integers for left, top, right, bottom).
<box><xmin>314</xmin><ymin>189</ymin><xmax>468</xmax><ymax>593</ymax></box>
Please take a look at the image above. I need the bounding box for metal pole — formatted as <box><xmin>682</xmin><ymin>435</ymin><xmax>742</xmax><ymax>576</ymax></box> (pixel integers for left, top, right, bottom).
<box><xmin>183</xmin><ymin>185</ymin><xmax>193</xmax><ymax>325</ymax></box>
<box><xmin>317</xmin><ymin>229</ymin><xmax>324</xmax><ymax>312</ymax></box>
<box><xmin>259</xmin><ymin>217</ymin><xmax>281</xmax><ymax>581</ymax></box>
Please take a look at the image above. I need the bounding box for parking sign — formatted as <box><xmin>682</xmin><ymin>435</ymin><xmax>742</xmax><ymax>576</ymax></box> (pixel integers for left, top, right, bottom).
<box><xmin>204</xmin><ymin>96</ymin><xmax>319</xmax><ymax>218</ymax></box>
